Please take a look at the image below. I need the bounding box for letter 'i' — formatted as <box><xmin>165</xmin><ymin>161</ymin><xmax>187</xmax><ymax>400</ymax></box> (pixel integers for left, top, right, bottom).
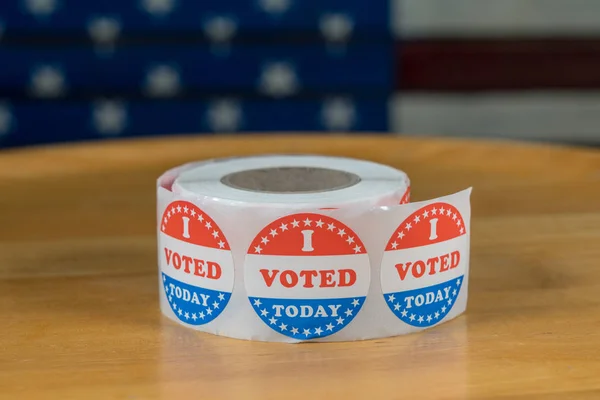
<box><xmin>301</xmin><ymin>230</ymin><xmax>314</xmax><ymax>252</ymax></box>
<box><xmin>428</xmin><ymin>218</ymin><xmax>439</xmax><ymax>241</ymax></box>
<box><xmin>182</xmin><ymin>216</ymin><xmax>191</xmax><ymax>239</ymax></box>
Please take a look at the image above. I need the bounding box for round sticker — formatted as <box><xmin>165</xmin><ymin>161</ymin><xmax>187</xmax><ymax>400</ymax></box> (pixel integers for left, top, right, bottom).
<box><xmin>159</xmin><ymin>200</ymin><xmax>234</xmax><ymax>325</ymax></box>
<box><xmin>244</xmin><ymin>213</ymin><xmax>370</xmax><ymax>340</ymax></box>
<box><xmin>380</xmin><ymin>202</ymin><xmax>467</xmax><ymax>328</ymax></box>
<box><xmin>400</xmin><ymin>186</ymin><xmax>411</xmax><ymax>204</ymax></box>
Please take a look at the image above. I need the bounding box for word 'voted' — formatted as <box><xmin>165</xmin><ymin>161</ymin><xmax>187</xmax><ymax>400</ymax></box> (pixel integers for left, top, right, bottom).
<box><xmin>164</xmin><ymin>248</ymin><xmax>222</xmax><ymax>279</ymax></box>
<box><xmin>395</xmin><ymin>251</ymin><xmax>460</xmax><ymax>280</ymax></box>
<box><xmin>259</xmin><ymin>269</ymin><xmax>356</xmax><ymax>288</ymax></box>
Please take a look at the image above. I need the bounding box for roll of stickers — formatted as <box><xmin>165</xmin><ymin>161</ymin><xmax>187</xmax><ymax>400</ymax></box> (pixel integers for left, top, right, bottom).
<box><xmin>156</xmin><ymin>155</ymin><xmax>471</xmax><ymax>343</ymax></box>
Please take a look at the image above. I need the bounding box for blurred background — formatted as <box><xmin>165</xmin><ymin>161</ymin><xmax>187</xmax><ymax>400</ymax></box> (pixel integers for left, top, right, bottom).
<box><xmin>0</xmin><ymin>0</ymin><xmax>599</xmax><ymax>149</ymax></box>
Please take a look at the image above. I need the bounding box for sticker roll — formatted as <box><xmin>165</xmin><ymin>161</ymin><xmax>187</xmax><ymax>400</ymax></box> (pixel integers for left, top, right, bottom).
<box><xmin>157</xmin><ymin>155</ymin><xmax>471</xmax><ymax>343</ymax></box>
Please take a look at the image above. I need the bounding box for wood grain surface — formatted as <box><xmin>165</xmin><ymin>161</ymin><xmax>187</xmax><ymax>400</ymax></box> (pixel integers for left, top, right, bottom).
<box><xmin>1</xmin><ymin>135</ymin><xmax>599</xmax><ymax>400</ymax></box>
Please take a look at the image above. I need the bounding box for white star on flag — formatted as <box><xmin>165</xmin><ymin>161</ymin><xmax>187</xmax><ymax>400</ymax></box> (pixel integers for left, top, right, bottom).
<box><xmin>203</xmin><ymin>16</ymin><xmax>237</xmax><ymax>44</ymax></box>
<box><xmin>218</xmin><ymin>293</ymin><xmax>225</xmax><ymax>301</ymax></box>
<box><xmin>303</xmin><ymin>328</ymin><xmax>311</xmax><ymax>337</ymax></box>
<box><xmin>141</xmin><ymin>0</ymin><xmax>175</xmax><ymax>16</ymax></box>
<box><xmin>253</xmin><ymin>299</ymin><xmax>262</xmax><ymax>307</ymax></box>
<box><xmin>218</xmin><ymin>240</ymin><xmax>225</xmax><ymax>248</ymax></box>
<box><xmin>258</xmin><ymin>0</ymin><xmax>292</xmax><ymax>15</ymax></box>
<box><xmin>326</xmin><ymin>323</ymin><xmax>334</xmax><ymax>331</ymax></box>
<box><xmin>258</xmin><ymin>62</ymin><xmax>299</xmax><ymax>98</ymax></box>
<box><xmin>321</xmin><ymin>97</ymin><xmax>356</xmax><ymax>131</ymax></box>
<box><xmin>351</xmin><ymin>299</ymin><xmax>360</xmax><ymax>307</ymax></box>
<box><xmin>291</xmin><ymin>327</ymin><xmax>299</xmax><ymax>335</ymax></box>
<box><xmin>144</xmin><ymin>65</ymin><xmax>181</xmax><ymax>98</ymax></box>
<box><xmin>87</xmin><ymin>17</ymin><xmax>121</xmax><ymax>46</ymax></box>
<box><xmin>206</xmin><ymin>99</ymin><xmax>243</xmax><ymax>132</ymax></box>
<box><xmin>25</xmin><ymin>0</ymin><xmax>57</xmax><ymax>16</ymax></box>
<box><xmin>319</xmin><ymin>13</ymin><xmax>354</xmax><ymax>43</ymax></box>
<box><xmin>29</xmin><ymin>65</ymin><xmax>66</xmax><ymax>98</ymax></box>
<box><xmin>314</xmin><ymin>327</ymin><xmax>323</xmax><ymax>335</ymax></box>
<box><xmin>269</xmin><ymin>317</ymin><xmax>277</xmax><ymax>324</ymax></box>
<box><xmin>93</xmin><ymin>100</ymin><xmax>127</xmax><ymax>135</ymax></box>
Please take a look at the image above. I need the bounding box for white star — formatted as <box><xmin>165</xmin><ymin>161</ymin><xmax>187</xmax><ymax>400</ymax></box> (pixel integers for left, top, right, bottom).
<box><xmin>212</xmin><ymin>301</ymin><xmax>219</xmax><ymax>309</ymax></box>
<box><xmin>351</xmin><ymin>299</ymin><xmax>360</xmax><ymax>307</ymax></box>
<box><xmin>291</xmin><ymin>327</ymin><xmax>299</xmax><ymax>335</ymax></box>
<box><xmin>291</xmin><ymin>220</ymin><xmax>300</xmax><ymax>228</ymax></box>
<box><xmin>140</xmin><ymin>0</ymin><xmax>175</xmax><ymax>16</ymax></box>
<box><xmin>253</xmin><ymin>299</ymin><xmax>262</xmax><ymax>307</ymax></box>
<box><xmin>431</xmin><ymin>207</ymin><xmax>438</xmax><ymax>215</ymax></box>
<box><xmin>207</xmin><ymin>99</ymin><xmax>243</xmax><ymax>132</ymax></box>
<box><xmin>327</xmin><ymin>223</ymin><xmax>335</xmax><ymax>231</ymax></box>
<box><xmin>401</xmin><ymin>309</ymin><xmax>408</xmax><ymax>317</ymax></box>
<box><xmin>447</xmin><ymin>209</ymin><xmax>452</xmax><ymax>216</ymax></box>
<box><xmin>197</xmin><ymin>214</ymin><xmax>204</xmax><ymax>222</ymax></box>
<box><xmin>190</xmin><ymin>210</ymin><xmax>196</xmax><ymax>217</ymax></box>
<box><xmin>203</xmin><ymin>16</ymin><xmax>237</xmax><ymax>44</ymax></box>
<box><xmin>205</xmin><ymin>221</ymin><xmax>212</xmax><ymax>229</ymax></box>
<box><xmin>405</xmin><ymin>222</ymin><xmax>412</xmax><ymax>231</ymax></box>
<box><xmin>87</xmin><ymin>16</ymin><xmax>121</xmax><ymax>46</ymax></box>
<box><xmin>184</xmin><ymin>312</ymin><xmax>190</xmax><ymax>319</ymax></box>
<box><xmin>314</xmin><ymin>327</ymin><xmax>323</xmax><ymax>335</ymax></box>
<box><xmin>321</xmin><ymin>97</ymin><xmax>355</xmax><ymax>131</ymax></box>
<box><xmin>388</xmin><ymin>294</ymin><xmax>395</xmax><ymax>302</ymax></box>
<box><xmin>353</xmin><ymin>245</ymin><xmax>362</xmax><ymax>253</ymax></box>
<box><xmin>440</xmin><ymin>207</ymin><xmax>446</xmax><ymax>215</ymax></box>
<box><xmin>212</xmin><ymin>230</ymin><xmax>219</xmax><ymax>238</ymax></box>
<box><xmin>177</xmin><ymin>309</ymin><xmax>182</xmax><ymax>316</ymax></box>
<box><xmin>279</xmin><ymin>322</ymin><xmax>287</xmax><ymax>331</ymax></box>
<box><xmin>279</xmin><ymin>223</ymin><xmax>288</xmax><ymax>231</ymax></box>
<box><xmin>254</xmin><ymin>245</ymin><xmax>262</xmax><ymax>254</ymax></box>
<box><xmin>336</xmin><ymin>317</ymin><xmax>344</xmax><ymax>325</ymax></box>
<box><xmin>206</xmin><ymin>308</ymin><xmax>213</xmax><ymax>315</ymax></box>
<box><xmin>393</xmin><ymin>303</ymin><xmax>401</xmax><ymax>311</ymax></box>
<box><xmin>30</xmin><ymin>65</ymin><xmax>66</xmax><ymax>98</ymax></box>
<box><xmin>303</xmin><ymin>328</ymin><xmax>311</xmax><ymax>337</ymax></box>
<box><xmin>456</xmin><ymin>279</ymin><xmax>461</xmax><ymax>286</ymax></box>
<box><xmin>258</xmin><ymin>62</ymin><xmax>299</xmax><ymax>98</ymax></box>
<box><xmin>391</xmin><ymin>242</ymin><xmax>398</xmax><ymax>249</ymax></box>
<box><xmin>452</xmin><ymin>289</ymin><xmax>457</xmax><ymax>296</ymax></box>
<box><xmin>447</xmin><ymin>298</ymin><xmax>452</xmax><ymax>305</ymax></box>
<box><xmin>218</xmin><ymin>240</ymin><xmax>225</xmax><ymax>248</ymax></box>
<box><xmin>198</xmin><ymin>311</ymin><xmax>205</xmax><ymax>319</ymax></box>
<box><xmin>423</xmin><ymin>210</ymin><xmax>430</xmax><ymax>218</ymax></box>
<box><xmin>303</xmin><ymin>218</ymin><xmax>312</xmax><ymax>226</ymax></box>
<box><xmin>344</xmin><ymin>308</ymin><xmax>353</xmax><ymax>317</ymax></box>
<box><xmin>144</xmin><ymin>65</ymin><xmax>181</xmax><ymax>98</ymax></box>
<box><xmin>269</xmin><ymin>228</ymin><xmax>278</xmax><ymax>237</ymax></box>
<box><xmin>258</xmin><ymin>0</ymin><xmax>291</xmax><ymax>15</ymax></box>
<box><xmin>191</xmin><ymin>313</ymin><xmax>197</xmax><ymax>321</ymax></box>
<box><xmin>413</xmin><ymin>215</ymin><xmax>421</xmax><ymax>224</ymax></box>
<box><xmin>426</xmin><ymin>315</ymin><xmax>432</xmax><ymax>322</ymax></box>
<box><xmin>25</xmin><ymin>0</ymin><xmax>58</xmax><ymax>16</ymax></box>
<box><xmin>337</xmin><ymin>228</ymin><xmax>345</xmax><ymax>236</ymax></box>
<box><xmin>176</xmin><ymin>206</ymin><xmax>181</xmax><ymax>213</ymax></box>
<box><xmin>345</xmin><ymin>236</ymin><xmax>355</xmax><ymax>244</ymax></box>
<box><xmin>319</xmin><ymin>13</ymin><xmax>353</xmax><ymax>43</ymax></box>
<box><xmin>218</xmin><ymin>293</ymin><xmax>225</xmax><ymax>301</ymax></box>
<box><xmin>261</xmin><ymin>236</ymin><xmax>269</xmax><ymax>244</ymax></box>
<box><xmin>434</xmin><ymin>312</ymin><xmax>440</xmax><ymax>319</ymax></box>
<box><xmin>326</xmin><ymin>323</ymin><xmax>334</xmax><ymax>331</ymax></box>
<box><xmin>460</xmin><ymin>227</ymin><xmax>465</xmax><ymax>234</ymax></box>
<box><xmin>452</xmin><ymin>213</ymin><xmax>457</xmax><ymax>221</ymax></box>
<box><xmin>441</xmin><ymin>306</ymin><xmax>447</xmax><ymax>313</ymax></box>
<box><xmin>172</xmin><ymin>303</ymin><xmax>177</xmax><ymax>310</ymax></box>
<box><xmin>418</xmin><ymin>315</ymin><xmax>424</xmax><ymax>323</ymax></box>
<box><xmin>0</xmin><ymin>104</ymin><xmax>14</xmax><ymax>136</ymax></box>
<box><xmin>93</xmin><ymin>100</ymin><xmax>127</xmax><ymax>135</ymax></box>
<box><xmin>183</xmin><ymin>206</ymin><xmax>189</xmax><ymax>214</ymax></box>
<box><xmin>269</xmin><ymin>316</ymin><xmax>277</xmax><ymax>325</ymax></box>
<box><xmin>315</xmin><ymin>220</ymin><xmax>324</xmax><ymax>228</ymax></box>
<box><xmin>397</xmin><ymin>231</ymin><xmax>405</xmax><ymax>239</ymax></box>
<box><xmin>260</xmin><ymin>308</ymin><xmax>268</xmax><ymax>316</ymax></box>
<box><xmin>409</xmin><ymin>314</ymin><xmax>415</xmax><ymax>321</ymax></box>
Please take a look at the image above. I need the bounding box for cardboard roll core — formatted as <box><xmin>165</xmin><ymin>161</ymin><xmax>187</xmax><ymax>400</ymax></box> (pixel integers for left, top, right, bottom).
<box><xmin>220</xmin><ymin>167</ymin><xmax>362</xmax><ymax>194</ymax></box>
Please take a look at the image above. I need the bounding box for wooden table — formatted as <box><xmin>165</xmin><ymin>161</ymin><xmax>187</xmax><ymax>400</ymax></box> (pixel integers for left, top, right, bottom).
<box><xmin>1</xmin><ymin>135</ymin><xmax>599</xmax><ymax>399</ymax></box>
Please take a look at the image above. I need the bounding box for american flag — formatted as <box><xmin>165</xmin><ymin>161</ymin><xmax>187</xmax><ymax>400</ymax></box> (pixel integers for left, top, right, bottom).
<box><xmin>0</xmin><ymin>0</ymin><xmax>599</xmax><ymax>148</ymax></box>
